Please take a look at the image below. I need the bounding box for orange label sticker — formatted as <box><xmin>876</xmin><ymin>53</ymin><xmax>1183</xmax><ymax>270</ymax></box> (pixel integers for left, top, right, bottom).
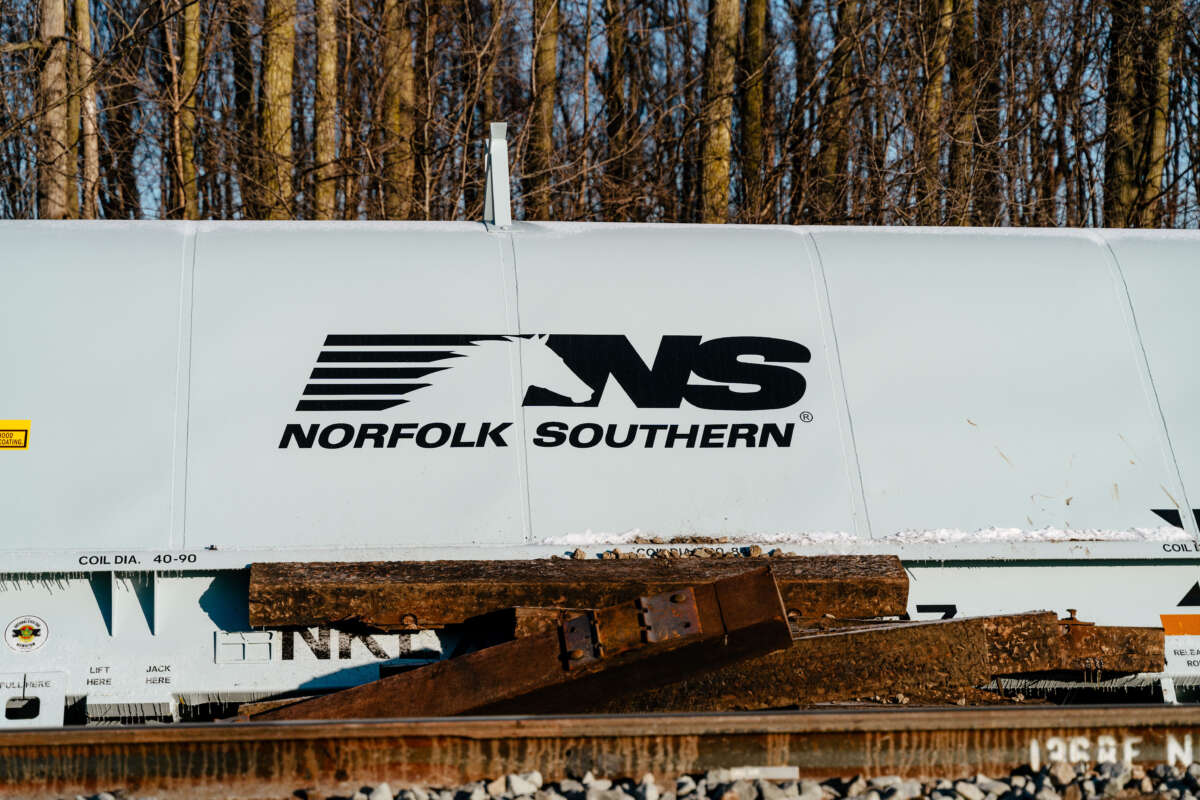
<box><xmin>1160</xmin><ymin>614</ymin><xmax>1200</xmax><ymax>635</ymax></box>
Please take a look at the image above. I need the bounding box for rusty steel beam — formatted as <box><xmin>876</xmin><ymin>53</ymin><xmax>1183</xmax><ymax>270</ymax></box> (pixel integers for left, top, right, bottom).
<box><xmin>253</xmin><ymin>567</ymin><xmax>793</xmax><ymax>721</ymax></box>
<box><xmin>1052</xmin><ymin>612</ymin><xmax>1165</xmax><ymax>674</ymax></box>
<box><xmin>247</xmin><ymin>555</ymin><xmax>907</xmax><ymax>630</ymax></box>
<box><xmin>5</xmin><ymin>707</ymin><xmax>1200</xmax><ymax>799</ymax></box>
<box><xmin>586</xmin><ymin>612</ymin><xmax>1165</xmax><ymax>713</ymax></box>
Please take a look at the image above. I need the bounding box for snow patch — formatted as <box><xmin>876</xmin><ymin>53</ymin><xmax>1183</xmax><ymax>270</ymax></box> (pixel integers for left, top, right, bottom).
<box><xmin>541</xmin><ymin>527</ymin><xmax>1191</xmax><ymax>546</ymax></box>
<box><xmin>882</xmin><ymin>526</ymin><xmax>1190</xmax><ymax>543</ymax></box>
<box><xmin>540</xmin><ymin>530</ymin><xmax>857</xmax><ymax>546</ymax></box>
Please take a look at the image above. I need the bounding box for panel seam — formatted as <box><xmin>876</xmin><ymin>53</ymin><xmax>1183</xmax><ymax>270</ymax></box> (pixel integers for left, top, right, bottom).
<box><xmin>1093</xmin><ymin>230</ymin><xmax>1197</xmax><ymax>539</ymax></box>
<box><xmin>169</xmin><ymin>224</ymin><xmax>198</xmax><ymax>550</ymax></box>
<box><xmin>498</xmin><ymin>230</ymin><xmax>536</xmax><ymax>545</ymax></box>
<box><xmin>802</xmin><ymin>229</ymin><xmax>874</xmax><ymax>540</ymax></box>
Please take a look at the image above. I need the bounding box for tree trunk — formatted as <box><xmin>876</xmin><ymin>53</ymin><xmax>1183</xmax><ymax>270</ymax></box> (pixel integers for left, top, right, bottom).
<box><xmin>260</xmin><ymin>0</ymin><xmax>295</xmax><ymax>218</ymax></box>
<box><xmin>179</xmin><ymin>0</ymin><xmax>200</xmax><ymax>218</ymax></box>
<box><xmin>811</xmin><ymin>0</ymin><xmax>858</xmax><ymax>222</ymax></box>
<box><xmin>973</xmin><ymin>0</ymin><xmax>1002</xmax><ymax>224</ymax></box>
<box><xmin>1137</xmin><ymin>0</ymin><xmax>1178</xmax><ymax>227</ymax></box>
<box><xmin>414</xmin><ymin>0</ymin><xmax>437</xmax><ymax>216</ymax></box>
<box><xmin>602</xmin><ymin>0</ymin><xmax>629</xmax><ymax>219</ymax></box>
<box><xmin>75</xmin><ymin>0</ymin><xmax>99</xmax><ymax>218</ymax></box>
<box><xmin>739</xmin><ymin>0</ymin><xmax>767</xmax><ymax>220</ymax></box>
<box><xmin>66</xmin><ymin>21</ymin><xmax>79</xmax><ymax>218</ymax></box>
<box><xmin>787</xmin><ymin>0</ymin><xmax>813</xmax><ymax>222</ymax></box>
<box><xmin>462</xmin><ymin>0</ymin><xmax>498</xmax><ymax>217</ymax></box>
<box><xmin>313</xmin><ymin>0</ymin><xmax>338</xmax><ymax>219</ymax></box>
<box><xmin>1103</xmin><ymin>0</ymin><xmax>1137</xmax><ymax>227</ymax></box>
<box><xmin>230</xmin><ymin>0</ymin><xmax>259</xmax><ymax>216</ymax></box>
<box><xmin>918</xmin><ymin>0</ymin><xmax>955</xmax><ymax>224</ymax></box>
<box><xmin>382</xmin><ymin>0</ymin><xmax>415</xmax><ymax>218</ymax></box>
<box><xmin>526</xmin><ymin>0</ymin><xmax>558</xmax><ymax>220</ymax></box>
<box><xmin>102</xmin><ymin>30</ymin><xmax>144</xmax><ymax>220</ymax></box>
<box><xmin>38</xmin><ymin>0</ymin><xmax>69</xmax><ymax>218</ymax></box>
<box><xmin>699</xmin><ymin>0</ymin><xmax>738</xmax><ymax>223</ymax></box>
<box><xmin>946</xmin><ymin>0</ymin><xmax>976</xmax><ymax>224</ymax></box>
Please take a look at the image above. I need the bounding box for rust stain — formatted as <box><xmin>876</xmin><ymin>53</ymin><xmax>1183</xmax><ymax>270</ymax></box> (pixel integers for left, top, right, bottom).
<box><xmin>1162</xmin><ymin>485</ymin><xmax>1182</xmax><ymax>509</ymax></box>
<box><xmin>248</xmin><ymin>556</ymin><xmax>909</xmax><ymax>630</ymax></box>
<box><xmin>3</xmin><ymin>709</ymin><xmax>1200</xmax><ymax>798</ymax></box>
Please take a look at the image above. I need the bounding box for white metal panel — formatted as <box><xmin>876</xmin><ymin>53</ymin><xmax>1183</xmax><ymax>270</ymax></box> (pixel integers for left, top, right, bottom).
<box><xmin>184</xmin><ymin>223</ymin><xmax>527</xmax><ymax>548</ymax></box>
<box><xmin>514</xmin><ymin>224</ymin><xmax>862</xmax><ymax>539</ymax></box>
<box><xmin>1103</xmin><ymin>231</ymin><xmax>1200</xmax><ymax>531</ymax></box>
<box><xmin>814</xmin><ymin>228</ymin><xmax>1185</xmax><ymax>534</ymax></box>
<box><xmin>0</xmin><ymin>572</ymin><xmax>445</xmax><ymax>713</ymax></box>
<box><xmin>0</xmin><ymin>222</ymin><xmax>186</xmax><ymax>550</ymax></box>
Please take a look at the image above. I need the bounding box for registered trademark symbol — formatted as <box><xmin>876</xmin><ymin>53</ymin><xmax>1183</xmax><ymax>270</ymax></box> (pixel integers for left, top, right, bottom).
<box><xmin>799</xmin><ymin>411</ymin><xmax>814</xmax><ymax>423</ymax></box>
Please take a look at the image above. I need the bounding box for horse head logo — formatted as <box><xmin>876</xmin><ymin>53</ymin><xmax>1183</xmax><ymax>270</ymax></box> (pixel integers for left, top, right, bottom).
<box><xmin>518</xmin><ymin>334</ymin><xmax>594</xmax><ymax>404</ymax></box>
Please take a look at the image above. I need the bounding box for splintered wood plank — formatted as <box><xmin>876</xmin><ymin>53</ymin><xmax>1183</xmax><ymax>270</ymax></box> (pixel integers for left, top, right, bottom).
<box><xmin>251</xmin><ymin>567</ymin><xmax>793</xmax><ymax>721</ymax></box>
<box><xmin>248</xmin><ymin>555</ymin><xmax>908</xmax><ymax>630</ymax></box>
<box><xmin>248</xmin><ymin>554</ymin><xmax>907</xmax><ymax>628</ymax></box>
<box><xmin>586</xmin><ymin>612</ymin><xmax>1165</xmax><ymax>712</ymax></box>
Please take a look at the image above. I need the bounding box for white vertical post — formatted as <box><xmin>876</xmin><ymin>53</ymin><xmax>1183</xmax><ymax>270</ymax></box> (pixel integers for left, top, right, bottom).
<box><xmin>483</xmin><ymin>121</ymin><xmax>512</xmax><ymax>228</ymax></box>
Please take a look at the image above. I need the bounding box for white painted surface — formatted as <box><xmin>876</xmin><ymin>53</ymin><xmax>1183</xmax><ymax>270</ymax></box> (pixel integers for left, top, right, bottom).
<box><xmin>0</xmin><ymin>222</ymin><xmax>187</xmax><ymax>550</ymax></box>
<box><xmin>0</xmin><ymin>222</ymin><xmax>1196</xmax><ymax>556</ymax></box>
<box><xmin>1103</xmin><ymin>231</ymin><xmax>1200</xmax><ymax>525</ymax></box>
<box><xmin>813</xmin><ymin>228</ymin><xmax>1189</xmax><ymax>534</ymax></box>
<box><xmin>183</xmin><ymin>224</ymin><xmax>526</xmax><ymax>548</ymax></box>
<box><xmin>513</xmin><ymin>225</ymin><xmax>863</xmax><ymax>539</ymax></box>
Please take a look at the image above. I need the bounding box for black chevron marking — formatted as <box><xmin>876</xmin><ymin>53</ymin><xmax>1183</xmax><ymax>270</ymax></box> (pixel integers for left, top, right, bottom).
<box><xmin>1152</xmin><ymin>509</ymin><xmax>1200</xmax><ymax>529</ymax></box>
<box><xmin>317</xmin><ymin>351</ymin><xmax>464</xmax><ymax>363</ymax></box>
<box><xmin>309</xmin><ymin>367</ymin><xmax>447</xmax><ymax>379</ymax></box>
<box><xmin>296</xmin><ymin>399</ymin><xmax>410</xmax><ymax>411</ymax></box>
<box><xmin>1179</xmin><ymin>583</ymin><xmax>1200</xmax><ymax>607</ymax></box>
<box><xmin>302</xmin><ymin>383</ymin><xmax>431</xmax><ymax>396</ymax></box>
<box><xmin>323</xmin><ymin>334</ymin><xmax>509</xmax><ymax>346</ymax></box>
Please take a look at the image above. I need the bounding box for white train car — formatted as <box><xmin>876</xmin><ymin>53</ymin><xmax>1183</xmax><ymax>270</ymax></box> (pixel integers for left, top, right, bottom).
<box><xmin>1</xmin><ymin>207</ymin><xmax>1198</xmax><ymax>725</ymax></box>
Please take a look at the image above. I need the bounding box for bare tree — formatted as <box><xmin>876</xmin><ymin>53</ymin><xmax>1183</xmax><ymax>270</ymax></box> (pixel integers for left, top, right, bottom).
<box><xmin>946</xmin><ymin>0</ymin><xmax>976</xmax><ymax>223</ymax></box>
<box><xmin>700</xmin><ymin>0</ymin><xmax>739</xmax><ymax>222</ymax></box>
<box><xmin>739</xmin><ymin>0</ymin><xmax>767</xmax><ymax>219</ymax></box>
<box><xmin>1138</xmin><ymin>0</ymin><xmax>1181</xmax><ymax>225</ymax></box>
<box><xmin>1104</xmin><ymin>0</ymin><xmax>1137</xmax><ymax>226</ymax></box>
<box><xmin>74</xmin><ymin>0</ymin><xmax>99</xmax><ymax>217</ymax></box>
<box><xmin>2</xmin><ymin>0</ymin><xmax>1198</xmax><ymax>226</ymax></box>
<box><xmin>260</xmin><ymin>0</ymin><xmax>295</xmax><ymax>217</ymax></box>
<box><xmin>526</xmin><ymin>0</ymin><xmax>558</xmax><ymax>219</ymax></box>
<box><xmin>382</xmin><ymin>0</ymin><xmax>415</xmax><ymax>218</ymax></box>
<box><xmin>179</xmin><ymin>0</ymin><xmax>200</xmax><ymax>217</ymax></box>
<box><xmin>37</xmin><ymin>0</ymin><xmax>69</xmax><ymax>218</ymax></box>
<box><xmin>811</xmin><ymin>0</ymin><xmax>858</xmax><ymax>221</ymax></box>
<box><xmin>313</xmin><ymin>0</ymin><xmax>339</xmax><ymax>218</ymax></box>
<box><xmin>918</xmin><ymin>0</ymin><xmax>956</xmax><ymax>223</ymax></box>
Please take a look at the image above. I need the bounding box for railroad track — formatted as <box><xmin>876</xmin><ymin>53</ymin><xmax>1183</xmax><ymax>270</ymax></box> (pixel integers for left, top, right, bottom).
<box><xmin>4</xmin><ymin>707</ymin><xmax>1200</xmax><ymax>799</ymax></box>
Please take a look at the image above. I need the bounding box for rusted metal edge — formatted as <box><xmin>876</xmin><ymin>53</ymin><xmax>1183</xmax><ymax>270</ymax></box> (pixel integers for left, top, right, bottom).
<box><xmin>587</xmin><ymin>612</ymin><xmax>1164</xmax><ymax>713</ymax></box>
<box><xmin>4</xmin><ymin>707</ymin><xmax>1200</xmax><ymax>799</ymax></box>
<box><xmin>4</xmin><ymin>706</ymin><xmax>1200</xmax><ymax>745</ymax></box>
<box><xmin>251</xmin><ymin>567</ymin><xmax>792</xmax><ymax>720</ymax></box>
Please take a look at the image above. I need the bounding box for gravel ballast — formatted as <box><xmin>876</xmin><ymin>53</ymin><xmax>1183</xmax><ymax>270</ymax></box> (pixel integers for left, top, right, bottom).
<box><xmin>72</xmin><ymin>761</ymin><xmax>1200</xmax><ymax>800</ymax></box>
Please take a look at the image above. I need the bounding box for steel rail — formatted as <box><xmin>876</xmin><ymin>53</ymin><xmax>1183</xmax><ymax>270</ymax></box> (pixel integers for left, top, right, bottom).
<box><xmin>3</xmin><ymin>707</ymin><xmax>1200</xmax><ymax>799</ymax></box>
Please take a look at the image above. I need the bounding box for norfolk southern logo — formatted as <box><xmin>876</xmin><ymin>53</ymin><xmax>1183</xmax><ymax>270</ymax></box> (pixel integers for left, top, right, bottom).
<box><xmin>281</xmin><ymin>334</ymin><xmax>811</xmax><ymax>450</ymax></box>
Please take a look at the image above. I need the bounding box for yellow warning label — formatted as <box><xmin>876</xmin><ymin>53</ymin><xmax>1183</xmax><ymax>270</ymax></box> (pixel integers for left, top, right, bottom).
<box><xmin>0</xmin><ymin>421</ymin><xmax>29</xmax><ymax>449</ymax></box>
